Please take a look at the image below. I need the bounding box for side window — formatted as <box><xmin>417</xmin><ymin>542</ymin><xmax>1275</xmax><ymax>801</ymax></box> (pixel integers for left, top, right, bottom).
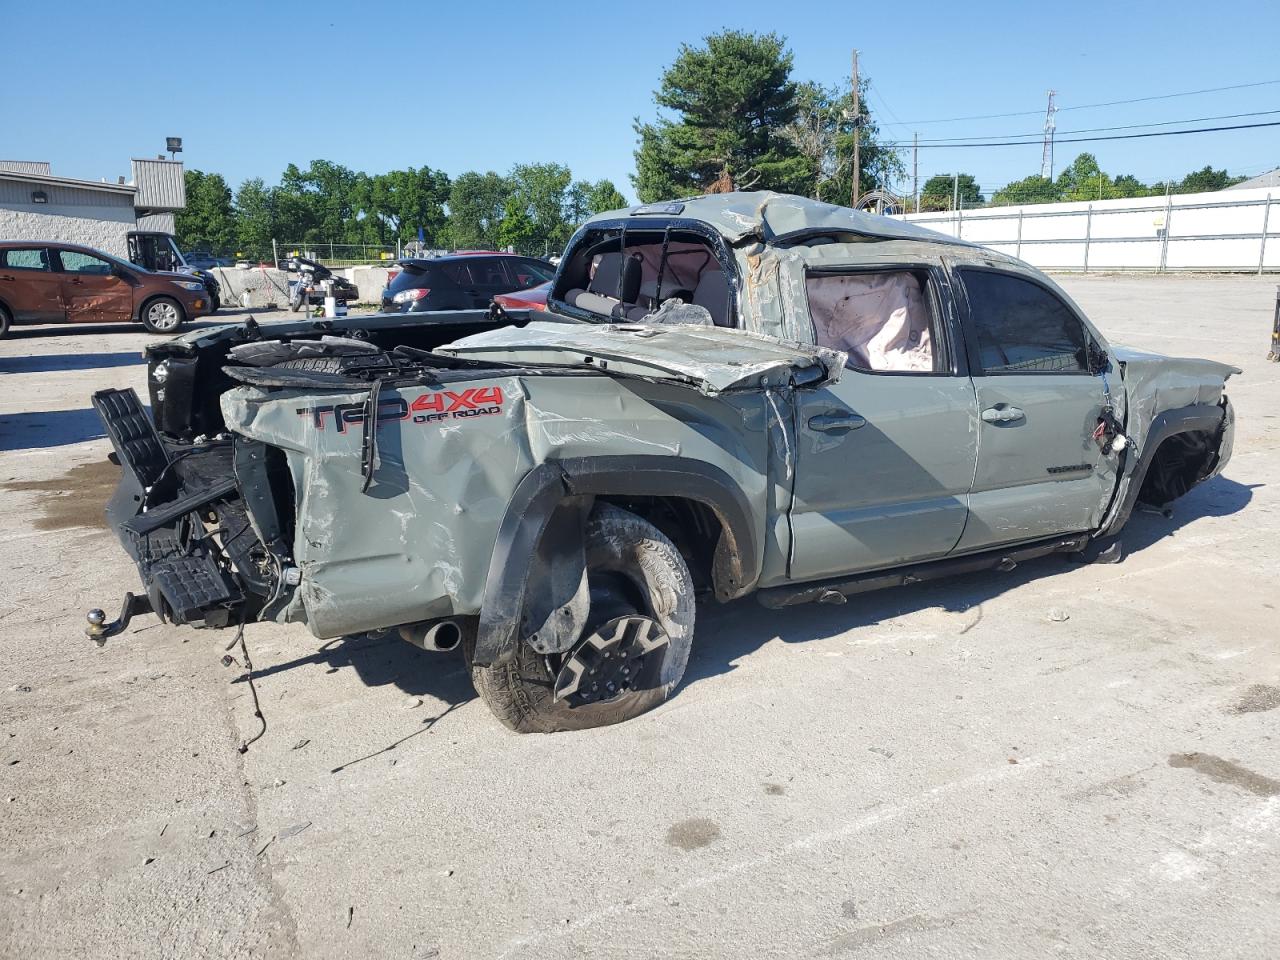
<box><xmin>510</xmin><ymin>259</ymin><xmax>554</xmax><ymax>289</ymax></box>
<box><xmin>3</xmin><ymin>248</ymin><xmax>50</xmax><ymax>271</ymax></box>
<box><xmin>59</xmin><ymin>250</ymin><xmax>114</xmax><ymax>275</ymax></box>
<box><xmin>961</xmin><ymin>270</ymin><xmax>1087</xmax><ymax>374</ymax></box>
<box><xmin>472</xmin><ymin>258</ymin><xmax>510</xmax><ymax>287</ymax></box>
<box><xmin>806</xmin><ymin>270</ymin><xmax>937</xmax><ymax>374</ymax></box>
<box><xmin>437</xmin><ymin>261</ymin><xmax>474</xmax><ymax>286</ymax></box>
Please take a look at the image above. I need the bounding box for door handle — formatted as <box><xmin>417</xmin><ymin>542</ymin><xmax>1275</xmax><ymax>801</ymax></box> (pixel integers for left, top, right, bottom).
<box><xmin>981</xmin><ymin>405</ymin><xmax>1025</xmax><ymax>424</ymax></box>
<box><xmin>0</xmin><ymin>274</ymin><xmax>14</xmax><ymax>281</ymax></box>
<box><xmin>808</xmin><ymin>413</ymin><xmax>867</xmax><ymax>432</ymax></box>
<box><xmin>69</xmin><ymin>277</ymin><xmax>83</xmax><ymax>284</ymax></box>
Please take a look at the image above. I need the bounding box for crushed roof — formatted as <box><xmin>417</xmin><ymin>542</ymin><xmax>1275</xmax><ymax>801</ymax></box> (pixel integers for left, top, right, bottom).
<box><xmin>588</xmin><ymin>191</ymin><xmax>971</xmax><ymax>246</ymax></box>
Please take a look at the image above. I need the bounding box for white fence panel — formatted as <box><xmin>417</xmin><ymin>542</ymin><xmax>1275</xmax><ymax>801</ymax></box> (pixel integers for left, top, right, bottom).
<box><xmin>896</xmin><ymin>187</ymin><xmax>1278</xmax><ymax>273</ymax></box>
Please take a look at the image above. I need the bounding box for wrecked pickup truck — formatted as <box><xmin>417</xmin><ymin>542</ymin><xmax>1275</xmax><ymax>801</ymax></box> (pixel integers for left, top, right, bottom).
<box><xmin>89</xmin><ymin>192</ymin><xmax>1238</xmax><ymax>733</ymax></box>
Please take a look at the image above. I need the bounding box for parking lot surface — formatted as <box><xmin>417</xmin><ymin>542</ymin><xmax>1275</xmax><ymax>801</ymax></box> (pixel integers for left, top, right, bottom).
<box><xmin>2</xmin><ymin>277</ymin><xmax>1277</xmax><ymax>959</ymax></box>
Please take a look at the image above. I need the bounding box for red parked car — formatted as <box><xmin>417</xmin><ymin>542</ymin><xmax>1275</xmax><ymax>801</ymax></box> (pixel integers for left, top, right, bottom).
<box><xmin>493</xmin><ymin>280</ymin><xmax>550</xmax><ymax>312</ymax></box>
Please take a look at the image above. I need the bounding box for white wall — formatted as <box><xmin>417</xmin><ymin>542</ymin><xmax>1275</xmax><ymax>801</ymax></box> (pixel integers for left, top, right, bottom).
<box><xmin>897</xmin><ymin>186</ymin><xmax>1280</xmax><ymax>272</ymax></box>
<box><xmin>0</xmin><ymin>203</ymin><xmax>136</xmax><ymax>258</ymax></box>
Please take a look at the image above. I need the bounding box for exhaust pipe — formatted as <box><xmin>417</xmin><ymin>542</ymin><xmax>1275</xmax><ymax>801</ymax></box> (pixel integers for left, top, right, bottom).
<box><xmin>399</xmin><ymin>618</ymin><xmax>463</xmax><ymax>652</ymax></box>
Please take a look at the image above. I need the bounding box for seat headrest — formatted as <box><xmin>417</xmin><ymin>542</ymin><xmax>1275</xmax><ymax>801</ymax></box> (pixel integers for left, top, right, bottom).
<box><xmin>589</xmin><ymin>251</ymin><xmax>642</xmax><ymax>304</ymax></box>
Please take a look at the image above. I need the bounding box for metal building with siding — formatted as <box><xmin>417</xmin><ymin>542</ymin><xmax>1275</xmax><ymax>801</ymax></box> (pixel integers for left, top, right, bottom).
<box><xmin>0</xmin><ymin>158</ymin><xmax>186</xmax><ymax>258</ymax></box>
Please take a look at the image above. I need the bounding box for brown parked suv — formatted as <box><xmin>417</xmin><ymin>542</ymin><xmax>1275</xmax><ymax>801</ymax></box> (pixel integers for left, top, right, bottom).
<box><xmin>0</xmin><ymin>241</ymin><xmax>210</xmax><ymax>338</ymax></box>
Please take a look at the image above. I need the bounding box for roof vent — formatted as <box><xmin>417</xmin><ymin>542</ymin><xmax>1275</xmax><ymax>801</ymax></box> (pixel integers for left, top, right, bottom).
<box><xmin>632</xmin><ymin>202</ymin><xmax>685</xmax><ymax>216</ymax></box>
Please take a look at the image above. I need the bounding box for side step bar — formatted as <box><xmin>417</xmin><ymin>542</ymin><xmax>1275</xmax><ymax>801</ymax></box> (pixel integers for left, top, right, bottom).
<box><xmin>757</xmin><ymin>535</ymin><xmax>1089</xmax><ymax>609</ymax></box>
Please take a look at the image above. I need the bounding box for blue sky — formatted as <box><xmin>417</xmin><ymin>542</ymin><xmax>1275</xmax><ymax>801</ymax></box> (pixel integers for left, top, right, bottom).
<box><xmin>2</xmin><ymin>0</ymin><xmax>1278</xmax><ymax>202</ymax></box>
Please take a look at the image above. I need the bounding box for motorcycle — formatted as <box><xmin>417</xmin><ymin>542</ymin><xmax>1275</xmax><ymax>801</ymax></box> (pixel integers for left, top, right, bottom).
<box><xmin>284</xmin><ymin>257</ymin><xmax>358</xmax><ymax>315</ymax></box>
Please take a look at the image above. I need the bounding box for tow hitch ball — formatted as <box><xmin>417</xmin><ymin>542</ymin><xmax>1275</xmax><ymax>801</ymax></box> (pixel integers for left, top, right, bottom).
<box><xmin>84</xmin><ymin>592</ymin><xmax>154</xmax><ymax>646</ymax></box>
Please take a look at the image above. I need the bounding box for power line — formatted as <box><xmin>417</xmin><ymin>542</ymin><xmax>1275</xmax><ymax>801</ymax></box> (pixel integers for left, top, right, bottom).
<box><xmin>890</xmin><ymin>79</ymin><xmax>1280</xmax><ymax>126</ymax></box>
<box><xmin>907</xmin><ymin>108</ymin><xmax>1280</xmax><ymax>145</ymax></box>
<box><xmin>891</xmin><ymin>119</ymin><xmax>1280</xmax><ymax>150</ymax></box>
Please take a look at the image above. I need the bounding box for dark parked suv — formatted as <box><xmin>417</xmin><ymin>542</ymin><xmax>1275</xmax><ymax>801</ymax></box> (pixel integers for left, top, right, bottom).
<box><xmin>380</xmin><ymin>252</ymin><xmax>555</xmax><ymax>313</ymax></box>
<box><xmin>0</xmin><ymin>241</ymin><xmax>210</xmax><ymax>337</ymax></box>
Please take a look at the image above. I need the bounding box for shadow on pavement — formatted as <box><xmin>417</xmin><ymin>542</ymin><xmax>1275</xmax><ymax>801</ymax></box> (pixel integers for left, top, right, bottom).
<box><xmin>226</xmin><ymin>475</ymin><xmax>1255</xmax><ymax>717</ymax></box>
<box><xmin>244</xmin><ymin>630</ymin><xmax>476</xmax><ymax>706</ymax></box>
<box><xmin>3</xmin><ymin>320</ymin><xmax>234</xmax><ymax>340</ymax></box>
<box><xmin>0</xmin><ymin>408</ymin><xmax>108</xmax><ymax>450</ymax></box>
<box><xmin>0</xmin><ymin>352</ymin><xmax>143</xmax><ymax>375</ymax></box>
<box><xmin>685</xmin><ymin>474</ymin><xmax>1257</xmax><ymax>687</ymax></box>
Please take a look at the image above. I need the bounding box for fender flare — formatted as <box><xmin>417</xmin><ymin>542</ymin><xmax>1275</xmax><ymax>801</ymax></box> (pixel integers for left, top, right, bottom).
<box><xmin>472</xmin><ymin>455</ymin><xmax>760</xmax><ymax>667</ymax></box>
<box><xmin>1098</xmin><ymin>401</ymin><xmax>1228</xmax><ymax>538</ymax></box>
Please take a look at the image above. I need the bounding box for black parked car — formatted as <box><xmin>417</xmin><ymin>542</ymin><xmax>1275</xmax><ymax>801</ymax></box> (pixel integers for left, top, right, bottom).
<box><xmin>380</xmin><ymin>252</ymin><xmax>555</xmax><ymax>313</ymax></box>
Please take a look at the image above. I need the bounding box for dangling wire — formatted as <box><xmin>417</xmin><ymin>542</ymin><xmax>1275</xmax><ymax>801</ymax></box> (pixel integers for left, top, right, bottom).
<box><xmin>764</xmin><ymin>387</ymin><xmax>793</xmax><ymax>481</ymax></box>
<box><xmin>654</xmin><ymin>225</ymin><xmax>672</xmax><ymax>305</ymax></box>
<box><xmin>226</xmin><ymin>613</ymin><xmax>267</xmax><ymax>754</ymax></box>
<box><xmin>616</xmin><ymin>223</ymin><xmax>628</xmax><ymax>300</ymax></box>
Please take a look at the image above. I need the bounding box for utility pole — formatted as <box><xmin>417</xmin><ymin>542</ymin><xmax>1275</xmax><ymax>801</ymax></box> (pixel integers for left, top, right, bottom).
<box><xmin>913</xmin><ymin>132</ymin><xmax>919</xmax><ymax>213</ymax></box>
<box><xmin>850</xmin><ymin>49</ymin><xmax>861</xmax><ymax>208</ymax></box>
<box><xmin>1040</xmin><ymin>90</ymin><xmax>1057</xmax><ymax>180</ymax></box>
<box><xmin>953</xmin><ymin>173</ymin><xmax>959</xmax><ymax>212</ymax></box>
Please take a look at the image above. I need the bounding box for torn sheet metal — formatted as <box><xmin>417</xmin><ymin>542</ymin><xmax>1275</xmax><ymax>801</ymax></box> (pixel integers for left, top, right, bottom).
<box><xmin>438</xmin><ymin>321</ymin><xmax>845</xmax><ymax>394</ymax></box>
<box><xmin>219</xmin><ymin>369</ymin><xmax>776</xmax><ymax>639</ymax></box>
<box><xmin>1112</xmin><ymin>345</ymin><xmax>1239</xmax><ymax>446</ymax></box>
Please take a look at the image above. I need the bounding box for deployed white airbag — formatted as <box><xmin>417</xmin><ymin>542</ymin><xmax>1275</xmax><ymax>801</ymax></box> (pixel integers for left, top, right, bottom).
<box><xmin>806</xmin><ymin>272</ymin><xmax>934</xmax><ymax>372</ymax></box>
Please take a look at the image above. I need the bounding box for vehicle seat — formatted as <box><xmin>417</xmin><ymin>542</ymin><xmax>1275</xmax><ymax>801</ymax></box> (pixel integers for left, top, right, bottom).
<box><xmin>566</xmin><ymin>252</ymin><xmax>642</xmax><ymax>318</ymax></box>
<box><xmin>692</xmin><ymin>269</ymin><xmax>730</xmax><ymax>327</ymax></box>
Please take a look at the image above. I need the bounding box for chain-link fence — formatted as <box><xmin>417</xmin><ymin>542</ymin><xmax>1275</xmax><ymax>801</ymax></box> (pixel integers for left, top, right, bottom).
<box><xmin>274</xmin><ymin>240</ymin><xmax>563</xmax><ymax>266</ymax></box>
<box><xmin>274</xmin><ymin>241</ymin><xmax>400</xmax><ymax>267</ymax></box>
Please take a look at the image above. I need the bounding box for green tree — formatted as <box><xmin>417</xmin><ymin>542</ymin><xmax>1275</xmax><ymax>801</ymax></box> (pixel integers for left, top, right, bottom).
<box><xmin>233</xmin><ymin>177</ymin><xmax>278</xmax><ymax>261</ymax></box>
<box><xmin>175</xmin><ymin>170</ymin><xmax>235</xmax><ymax>253</ymax></box>
<box><xmin>447</xmin><ymin>171</ymin><xmax>511</xmax><ymax>248</ymax></box>
<box><xmin>508</xmin><ymin>162</ymin><xmax>574</xmax><ymax>251</ymax></box>
<box><xmin>1175</xmin><ymin>165</ymin><xmax>1247</xmax><ymax>194</ymax></box>
<box><xmin>494</xmin><ymin>194</ymin><xmax>538</xmax><ymax>251</ymax></box>
<box><xmin>1056</xmin><ymin>153</ymin><xmax>1119</xmax><ymax>201</ymax></box>
<box><xmin>276</xmin><ymin>160</ymin><xmax>362</xmax><ymax>243</ymax></box>
<box><xmin>583</xmin><ymin>179</ymin><xmax>627</xmax><ymax>214</ymax></box>
<box><xmin>919</xmin><ymin>173</ymin><xmax>983</xmax><ymax>211</ymax></box>
<box><xmin>633</xmin><ymin>30</ymin><xmax>808</xmax><ymax>200</ymax></box>
<box><xmin>990</xmin><ymin>174</ymin><xmax>1060</xmax><ymax>206</ymax></box>
<box><xmin>1111</xmin><ymin>173</ymin><xmax>1156</xmax><ymax>198</ymax></box>
<box><xmin>361</xmin><ymin>166</ymin><xmax>451</xmax><ymax>245</ymax></box>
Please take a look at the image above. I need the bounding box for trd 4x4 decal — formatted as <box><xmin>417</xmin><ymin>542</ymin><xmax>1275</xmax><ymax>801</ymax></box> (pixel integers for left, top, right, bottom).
<box><xmin>297</xmin><ymin>386</ymin><xmax>505</xmax><ymax>432</ymax></box>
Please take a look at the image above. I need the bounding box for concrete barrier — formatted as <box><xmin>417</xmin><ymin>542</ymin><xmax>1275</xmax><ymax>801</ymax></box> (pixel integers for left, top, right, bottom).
<box><xmin>207</xmin><ymin>266</ymin><xmax>294</xmax><ymax>309</ymax></box>
<box><xmin>342</xmin><ymin>266</ymin><xmax>393</xmax><ymax>305</ymax></box>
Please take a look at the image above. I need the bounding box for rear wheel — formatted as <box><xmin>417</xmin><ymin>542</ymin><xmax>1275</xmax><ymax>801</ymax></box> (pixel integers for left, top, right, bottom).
<box><xmin>468</xmin><ymin>504</ymin><xmax>696</xmax><ymax>733</ymax></box>
<box><xmin>141</xmin><ymin>296</ymin><xmax>185</xmax><ymax>334</ymax></box>
<box><xmin>0</xmin><ymin>303</ymin><xmax>10</xmax><ymax>339</ymax></box>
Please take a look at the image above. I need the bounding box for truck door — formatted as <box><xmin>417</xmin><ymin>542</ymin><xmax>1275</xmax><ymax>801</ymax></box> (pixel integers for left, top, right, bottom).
<box><xmin>55</xmin><ymin>249</ymin><xmax>134</xmax><ymax>323</ymax></box>
<box><xmin>0</xmin><ymin>246</ymin><xmax>64</xmax><ymax>322</ymax></box>
<box><xmin>787</xmin><ymin>267</ymin><xmax>979</xmax><ymax>582</ymax></box>
<box><xmin>951</xmin><ymin>266</ymin><xmax>1113</xmax><ymax>552</ymax></box>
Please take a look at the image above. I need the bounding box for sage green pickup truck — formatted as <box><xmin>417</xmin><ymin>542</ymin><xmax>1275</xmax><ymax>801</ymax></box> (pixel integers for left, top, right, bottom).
<box><xmin>90</xmin><ymin>193</ymin><xmax>1237</xmax><ymax>732</ymax></box>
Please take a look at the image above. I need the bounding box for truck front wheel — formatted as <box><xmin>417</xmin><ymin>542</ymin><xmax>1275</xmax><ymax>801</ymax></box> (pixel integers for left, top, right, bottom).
<box><xmin>469</xmin><ymin>504</ymin><xmax>695</xmax><ymax>733</ymax></box>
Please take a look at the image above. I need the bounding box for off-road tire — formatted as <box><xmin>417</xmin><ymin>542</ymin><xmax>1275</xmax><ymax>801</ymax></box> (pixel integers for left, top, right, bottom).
<box><xmin>468</xmin><ymin>503</ymin><xmax>696</xmax><ymax>733</ymax></box>
<box><xmin>141</xmin><ymin>296</ymin><xmax>186</xmax><ymax>334</ymax></box>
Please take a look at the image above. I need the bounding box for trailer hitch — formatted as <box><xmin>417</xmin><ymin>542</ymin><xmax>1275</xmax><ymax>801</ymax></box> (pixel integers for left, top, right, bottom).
<box><xmin>85</xmin><ymin>592</ymin><xmax>154</xmax><ymax>646</ymax></box>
